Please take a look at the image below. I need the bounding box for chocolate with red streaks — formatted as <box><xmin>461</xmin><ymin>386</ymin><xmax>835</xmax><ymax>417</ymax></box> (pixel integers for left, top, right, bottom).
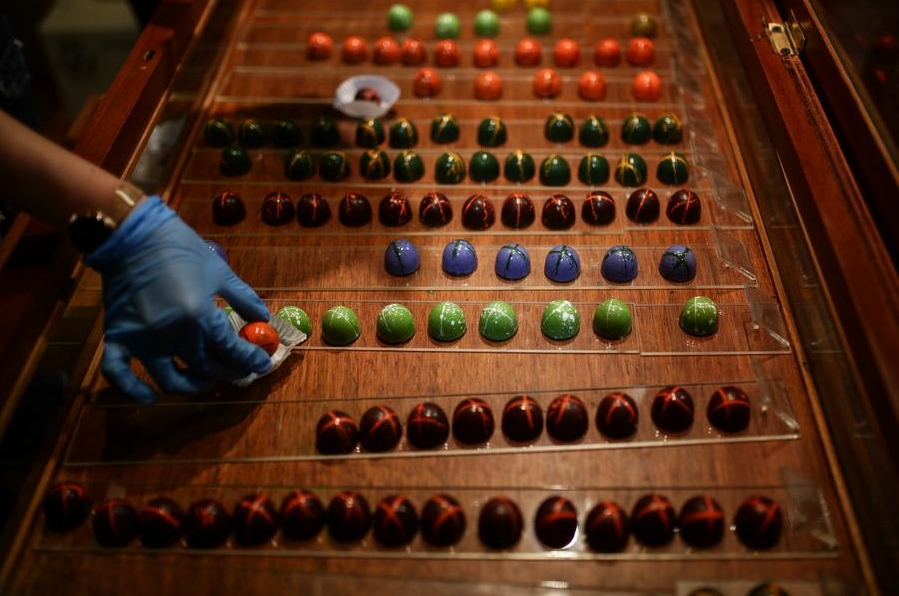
<box><xmin>139</xmin><ymin>497</ymin><xmax>185</xmax><ymax>548</ymax></box>
<box><xmin>534</xmin><ymin>495</ymin><xmax>578</xmax><ymax>549</ymax></box>
<box><xmin>43</xmin><ymin>481</ymin><xmax>92</xmax><ymax>532</ymax></box>
<box><xmin>666</xmin><ymin>189</ymin><xmax>702</xmax><ymax>224</ymax></box>
<box><xmin>212</xmin><ymin>191</ymin><xmax>246</xmax><ymax>226</ymax></box>
<box><xmin>185</xmin><ymin>498</ymin><xmax>231</xmax><ymax>548</ymax></box>
<box><xmin>478</xmin><ymin>496</ymin><xmax>522</xmax><ymax>549</ymax></box>
<box><xmin>93</xmin><ymin>497</ymin><xmax>139</xmax><ymax>547</ymax></box>
<box><xmin>501</xmin><ymin>192</ymin><xmax>535</xmax><ymax>228</ymax></box>
<box><xmin>339</xmin><ymin>192</ymin><xmax>372</xmax><ymax>227</ymax></box>
<box><xmin>359</xmin><ymin>405</ymin><xmax>403</xmax><ymax>452</ymax></box>
<box><xmin>651</xmin><ymin>385</ymin><xmax>695</xmax><ymax>434</ymax></box>
<box><xmin>546</xmin><ymin>394</ymin><xmax>589</xmax><ymax>442</ymax></box>
<box><xmin>315</xmin><ymin>410</ymin><xmax>359</xmax><ymax>455</ymax></box>
<box><xmin>452</xmin><ymin>398</ymin><xmax>495</xmax><ymax>445</ymax></box>
<box><xmin>233</xmin><ymin>493</ymin><xmax>279</xmax><ymax>546</ymax></box>
<box><xmin>297</xmin><ymin>191</ymin><xmax>331</xmax><ymax>227</ymax></box>
<box><xmin>733</xmin><ymin>495</ymin><xmax>783</xmax><ymax>549</ymax></box>
<box><xmin>280</xmin><ymin>490</ymin><xmax>326</xmax><ymax>541</ymax></box>
<box><xmin>501</xmin><ymin>395</ymin><xmax>544</xmax><ymax>443</ymax></box>
<box><xmin>379</xmin><ymin>191</ymin><xmax>413</xmax><ymax>226</ymax></box>
<box><xmin>625</xmin><ymin>187</ymin><xmax>660</xmax><ymax>223</ymax></box>
<box><xmin>421</xmin><ymin>494</ymin><xmax>466</xmax><ymax>546</ymax></box>
<box><xmin>327</xmin><ymin>491</ymin><xmax>371</xmax><ymax>542</ymax></box>
<box><xmin>261</xmin><ymin>190</ymin><xmax>294</xmax><ymax>226</ymax></box>
<box><xmin>419</xmin><ymin>191</ymin><xmax>453</xmax><ymax>227</ymax></box>
<box><xmin>596</xmin><ymin>392</ymin><xmax>639</xmax><ymax>439</ymax></box>
<box><xmin>585</xmin><ymin>500</ymin><xmax>630</xmax><ymax>552</ymax></box>
<box><xmin>406</xmin><ymin>402</ymin><xmax>450</xmax><ymax>449</ymax></box>
<box><xmin>582</xmin><ymin>191</ymin><xmax>616</xmax><ymax>225</ymax></box>
<box><xmin>373</xmin><ymin>494</ymin><xmax>419</xmax><ymax>547</ymax></box>
<box><xmin>707</xmin><ymin>385</ymin><xmax>752</xmax><ymax>433</ymax></box>
<box><xmin>541</xmin><ymin>194</ymin><xmax>576</xmax><ymax>229</ymax></box>
<box><xmin>630</xmin><ymin>493</ymin><xmax>676</xmax><ymax>546</ymax></box>
<box><xmin>461</xmin><ymin>193</ymin><xmax>496</xmax><ymax>230</ymax></box>
<box><xmin>677</xmin><ymin>494</ymin><xmax>725</xmax><ymax>548</ymax></box>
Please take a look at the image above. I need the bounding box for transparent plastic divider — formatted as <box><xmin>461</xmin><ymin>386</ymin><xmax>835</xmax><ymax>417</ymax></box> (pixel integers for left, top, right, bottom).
<box><xmin>745</xmin><ymin>285</ymin><xmax>790</xmax><ymax>349</ymax></box>
<box><xmin>35</xmin><ymin>481</ymin><xmax>835</xmax><ymax>561</ymax></box>
<box><xmin>200</xmin><ymin>243</ymin><xmax>752</xmax><ymax>292</ymax></box>
<box><xmin>711</xmin><ymin>226</ymin><xmax>757</xmax><ymax>283</ymax></box>
<box><xmin>64</xmin><ymin>380</ymin><xmax>799</xmax><ymax>466</ymax></box>
<box><xmin>676</xmin><ymin>579</ymin><xmax>859</xmax><ymax>596</ymax></box>
<box><xmin>635</xmin><ymin>300</ymin><xmax>790</xmax><ymax>356</ymax></box>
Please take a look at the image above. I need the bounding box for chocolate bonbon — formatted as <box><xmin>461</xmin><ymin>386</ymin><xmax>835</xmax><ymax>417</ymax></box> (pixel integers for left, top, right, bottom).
<box><xmin>374</xmin><ymin>495</ymin><xmax>419</xmax><ymax>547</ymax></box>
<box><xmin>651</xmin><ymin>385</ymin><xmax>695</xmax><ymax>433</ymax></box>
<box><xmin>139</xmin><ymin>497</ymin><xmax>185</xmax><ymax>548</ymax></box>
<box><xmin>452</xmin><ymin>398</ymin><xmax>495</xmax><ymax>445</ymax></box>
<box><xmin>596</xmin><ymin>392</ymin><xmax>639</xmax><ymax>439</ymax></box>
<box><xmin>707</xmin><ymin>385</ymin><xmax>752</xmax><ymax>433</ymax></box>
<box><xmin>544</xmin><ymin>244</ymin><xmax>581</xmax><ymax>282</ymax></box>
<box><xmin>185</xmin><ymin>498</ymin><xmax>231</xmax><ymax>548</ymax></box>
<box><xmin>92</xmin><ymin>498</ymin><xmax>139</xmax><ymax>547</ymax></box>
<box><xmin>232</xmin><ymin>493</ymin><xmax>279</xmax><ymax>546</ymax></box>
<box><xmin>630</xmin><ymin>493</ymin><xmax>676</xmax><ymax>546</ymax></box>
<box><xmin>315</xmin><ymin>410</ymin><xmax>359</xmax><ymax>455</ymax></box>
<box><xmin>406</xmin><ymin>402</ymin><xmax>450</xmax><ymax>449</ymax></box>
<box><xmin>546</xmin><ymin>394</ymin><xmax>589</xmax><ymax>442</ymax></box>
<box><xmin>534</xmin><ymin>495</ymin><xmax>578</xmax><ymax>549</ymax></box>
<box><xmin>419</xmin><ymin>191</ymin><xmax>453</xmax><ymax>226</ymax></box>
<box><xmin>479</xmin><ymin>300</ymin><xmax>518</xmax><ymax>341</ymax></box>
<box><xmin>584</xmin><ymin>500</ymin><xmax>630</xmax><ymax>552</ymax></box>
<box><xmin>501</xmin><ymin>395</ymin><xmax>544</xmax><ymax>443</ymax></box>
<box><xmin>421</xmin><ymin>494</ymin><xmax>466</xmax><ymax>546</ymax></box>
<box><xmin>733</xmin><ymin>495</ymin><xmax>783</xmax><ymax>549</ymax></box>
<box><xmin>677</xmin><ymin>495</ymin><xmax>725</xmax><ymax>549</ymax></box>
<box><xmin>359</xmin><ymin>405</ymin><xmax>403</xmax><ymax>452</ymax></box>
<box><xmin>442</xmin><ymin>239</ymin><xmax>478</xmax><ymax>276</ymax></box>
<box><xmin>478</xmin><ymin>496</ymin><xmax>523</xmax><ymax>549</ymax></box>
<box><xmin>328</xmin><ymin>491</ymin><xmax>371</xmax><ymax>543</ymax></box>
<box><xmin>280</xmin><ymin>490</ymin><xmax>326</xmax><ymax>541</ymax></box>
<box><xmin>43</xmin><ymin>481</ymin><xmax>92</xmax><ymax>532</ymax></box>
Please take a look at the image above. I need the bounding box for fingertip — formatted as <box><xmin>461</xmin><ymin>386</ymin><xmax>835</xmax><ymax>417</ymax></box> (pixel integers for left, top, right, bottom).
<box><xmin>219</xmin><ymin>273</ymin><xmax>270</xmax><ymax>322</ymax></box>
<box><xmin>100</xmin><ymin>344</ymin><xmax>158</xmax><ymax>404</ymax></box>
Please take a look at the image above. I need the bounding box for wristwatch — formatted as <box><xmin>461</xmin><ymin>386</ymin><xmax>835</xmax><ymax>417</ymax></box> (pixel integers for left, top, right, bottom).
<box><xmin>68</xmin><ymin>182</ymin><xmax>144</xmax><ymax>254</ymax></box>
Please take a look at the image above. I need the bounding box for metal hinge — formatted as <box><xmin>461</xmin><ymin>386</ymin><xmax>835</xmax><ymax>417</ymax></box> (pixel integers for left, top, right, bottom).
<box><xmin>767</xmin><ymin>11</ymin><xmax>806</xmax><ymax>56</ymax></box>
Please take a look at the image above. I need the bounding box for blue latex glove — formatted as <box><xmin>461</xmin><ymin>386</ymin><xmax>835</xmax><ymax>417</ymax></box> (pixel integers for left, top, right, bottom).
<box><xmin>84</xmin><ymin>196</ymin><xmax>272</xmax><ymax>403</ymax></box>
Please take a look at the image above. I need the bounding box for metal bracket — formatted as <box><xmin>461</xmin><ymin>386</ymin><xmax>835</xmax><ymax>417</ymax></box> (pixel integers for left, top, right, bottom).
<box><xmin>767</xmin><ymin>11</ymin><xmax>806</xmax><ymax>56</ymax></box>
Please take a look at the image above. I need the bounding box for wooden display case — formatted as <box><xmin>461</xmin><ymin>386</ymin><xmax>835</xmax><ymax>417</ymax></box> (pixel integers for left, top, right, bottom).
<box><xmin>0</xmin><ymin>0</ymin><xmax>896</xmax><ymax>594</ymax></box>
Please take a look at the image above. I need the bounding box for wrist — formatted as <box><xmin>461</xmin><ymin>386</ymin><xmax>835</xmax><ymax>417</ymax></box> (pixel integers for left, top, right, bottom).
<box><xmin>68</xmin><ymin>182</ymin><xmax>148</xmax><ymax>254</ymax></box>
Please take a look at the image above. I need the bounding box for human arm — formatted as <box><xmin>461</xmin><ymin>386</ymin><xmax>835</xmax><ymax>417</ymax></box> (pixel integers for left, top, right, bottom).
<box><xmin>0</xmin><ymin>110</ymin><xmax>272</xmax><ymax>403</ymax></box>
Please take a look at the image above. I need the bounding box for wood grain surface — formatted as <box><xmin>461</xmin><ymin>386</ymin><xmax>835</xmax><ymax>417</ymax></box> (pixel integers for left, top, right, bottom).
<box><xmin>2</xmin><ymin>0</ymin><xmax>872</xmax><ymax>594</ymax></box>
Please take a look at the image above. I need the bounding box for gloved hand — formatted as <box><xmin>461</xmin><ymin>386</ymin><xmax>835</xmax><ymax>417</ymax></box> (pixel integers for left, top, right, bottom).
<box><xmin>84</xmin><ymin>196</ymin><xmax>272</xmax><ymax>403</ymax></box>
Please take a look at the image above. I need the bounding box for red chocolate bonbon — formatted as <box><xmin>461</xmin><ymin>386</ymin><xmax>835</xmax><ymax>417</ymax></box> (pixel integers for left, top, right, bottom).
<box><xmin>478</xmin><ymin>496</ymin><xmax>523</xmax><ymax>549</ymax></box>
<box><xmin>315</xmin><ymin>410</ymin><xmax>359</xmax><ymax>455</ymax></box>
<box><xmin>421</xmin><ymin>494</ymin><xmax>466</xmax><ymax>546</ymax></box>
<box><xmin>43</xmin><ymin>481</ymin><xmax>92</xmax><ymax>532</ymax></box>
<box><xmin>232</xmin><ymin>493</ymin><xmax>279</xmax><ymax>546</ymax></box>
<box><xmin>534</xmin><ymin>495</ymin><xmax>578</xmax><ymax>549</ymax></box>
<box><xmin>139</xmin><ymin>497</ymin><xmax>185</xmax><ymax>548</ymax></box>
<box><xmin>406</xmin><ymin>401</ymin><xmax>450</xmax><ymax>450</ymax></box>
<box><xmin>546</xmin><ymin>394</ymin><xmax>589</xmax><ymax>442</ymax></box>
<box><xmin>501</xmin><ymin>395</ymin><xmax>544</xmax><ymax>443</ymax></box>
<box><xmin>92</xmin><ymin>497</ymin><xmax>139</xmax><ymax>547</ymax></box>
<box><xmin>452</xmin><ymin>398</ymin><xmax>495</xmax><ymax>445</ymax></box>
<box><xmin>359</xmin><ymin>405</ymin><xmax>403</xmax><ymax>452</ymax></box>
<box><xmin>630</xmin><ymin>493</ymin><xmax>676</xmax><ymax>546</ymax></box>
<box><xmin>373</xmin><ymin>494</ymin><xmax>419</xmax><ymax>547</ymax></box>
<box><xmin>280</xmin><ymin>490</ymin><xmax>326</xmax><ymax>541</ymax></box>
<box><xmin>327</xmin><ymin>491</ymin><xmax>371</xmax><ymax>543</ymax></box>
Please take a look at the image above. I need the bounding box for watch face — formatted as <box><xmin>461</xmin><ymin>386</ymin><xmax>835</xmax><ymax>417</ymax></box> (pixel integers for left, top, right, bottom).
<box><xmin>69</xmin><ymin>213</ymin><xmax>115</xmax><ymax>254</ymax></box>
